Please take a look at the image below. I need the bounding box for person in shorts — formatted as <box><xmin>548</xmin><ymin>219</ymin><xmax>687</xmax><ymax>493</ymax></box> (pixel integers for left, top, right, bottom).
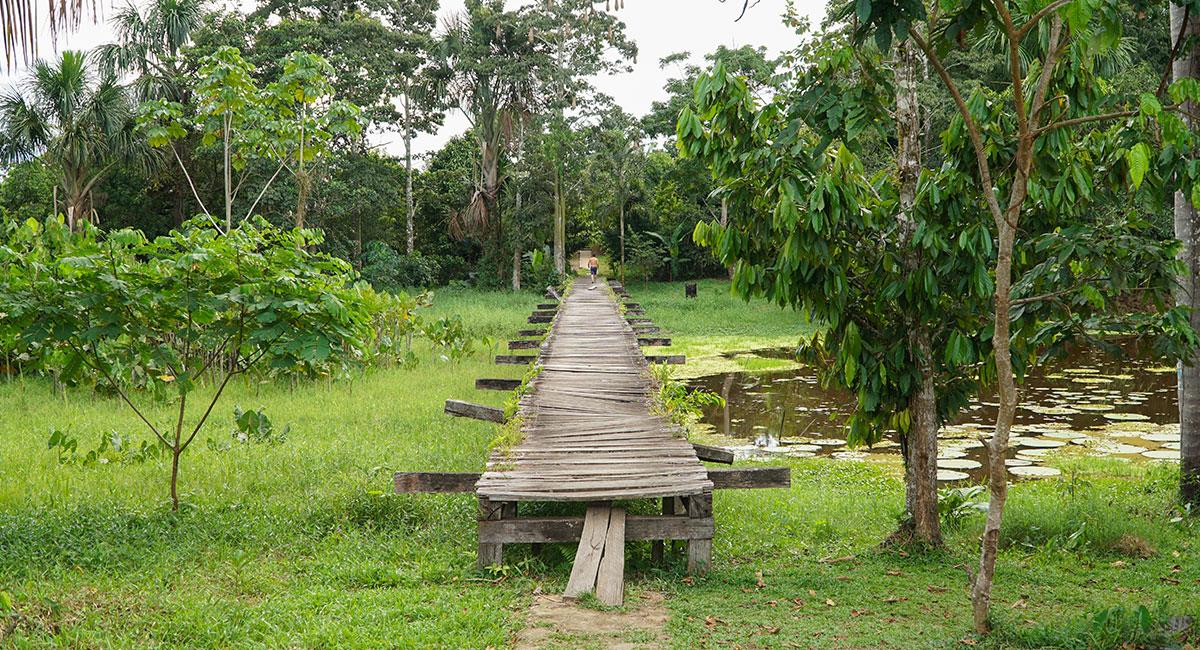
<box><xmin>588</xmin><ymin>255</ymin><xmax>599</xmax><ymax>286</ymax></box>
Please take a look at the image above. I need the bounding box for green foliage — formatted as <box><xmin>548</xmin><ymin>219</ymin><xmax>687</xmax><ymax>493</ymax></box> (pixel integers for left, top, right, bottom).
<box><xmin>422</xmin><ymin>315</ymin><xmax>476</xmax><ymax>363</ymax></box>
<box><xmin>231</xmin><ymin>405</ymin><xmax>289</xmax><ymax>445</ymax></box>
<box><xmin>650</xmin><ymin>363</ymin><xmax>725</xmax><ymax>430</ymax></box>
<box><xmin>47</xmin><ymin>429</ymin><xmax>164</xmax><ymax>466</ymax></box>
<box><xmin>0</xmin><ymin>215</ymin><xmax>370</xmax><ymax>508</ymax></box>
<box><xmin>357</xmin><ymin>285</ymin><xmax>430</xmax><ymax>369</ymax></box>
<box><xmin>360</xmin><ymin>241</ymin><xmax>441</xmax><ymax>290</ymax></box>
<box><xmin>938</xmin><ymin>485</ymin><xmax>987</xmax><ymax>530</ymax></box>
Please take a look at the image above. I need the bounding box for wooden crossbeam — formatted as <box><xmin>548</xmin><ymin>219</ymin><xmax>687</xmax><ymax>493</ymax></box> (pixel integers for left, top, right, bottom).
<box><xmin>625</xmin><ymin>308</ymin><xmax>646</xmax><ymax>315</ymax></box>
<box><xmin>495</xmin><ymin>355</ymin><xmax>537</xmax><ymax>365</ymax></box>
<box><xmin>476</xmin><ymin>378</ymin><xmax>521</xmax><ymax>391</ymax></box>
<box><xmin>623</xmin><ymin>302</ymin><xmax>641</xmax><ymax>309</ymax></box>
<box><xmin>508</xmin><ymin>340</ymin><xmax>540</xmax><ymax>350</ymax></box>
<box><xmin>531</xmin><ymin>310</ymin><xmax>556</xmax><ymax>318</ymax></box>
<box><xmin>632</xmin><ymin>326</ymin><xmax>661</xmax><ymax>334</ymax></box>
<box><xmin>645</xmin><ymin>355</ymin><xmax>685</xmax><ymax>365</ymax></box>
<box><xmin>528</xmin><ymin>315</ymin><xmax>553</xmax><ymax>323</ymax></box>
<box><xmin>517</xmin><ymin>328</ymin><xmax>547</xmax><ymax>337</ymax></box>
<box><xmin>626</xmin><ymin>317</ymin><xmax>653</xmax><ymax>325</ymax></box>
<box><xmin>444</xmin><ymin>399</ymin><xmax>506</xmax><ymax>423</ymax></box>
<box><xmin>638</xmin><ymin>337</ymin><xmax>671</xmax><ymax>347</ymax></box>
<box><xmin>537</xmin><ymin>303</ymin><xmax>558</xmax><ymax>309</ymax></box>
<box><xmin>692</xmin><ymin>443</ymin><xmax>734</xmax><ymax>464</ymax></box>
<box><xmin>393</xmin><ymin>467</ymin><xmax>786</xmax><ymax>494</ymax></box>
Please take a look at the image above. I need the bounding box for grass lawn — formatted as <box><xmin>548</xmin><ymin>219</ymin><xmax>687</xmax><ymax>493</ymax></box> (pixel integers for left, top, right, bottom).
<box><xmin>1</xmin><ymin>279</ymin><xmax>1197</xmax><ymax>648</ymax></box>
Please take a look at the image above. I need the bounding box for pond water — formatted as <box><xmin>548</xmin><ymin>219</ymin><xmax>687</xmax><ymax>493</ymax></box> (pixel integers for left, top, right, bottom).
<box><xmin>687</xmin><ymin>345</ymin><xmax>1182</xmax><ymax>482</ymax></box>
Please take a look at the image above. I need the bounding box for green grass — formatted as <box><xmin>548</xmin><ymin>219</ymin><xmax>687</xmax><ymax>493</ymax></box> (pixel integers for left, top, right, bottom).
<box><xmin>1</xmin><ymin>280</ymin><xmax>1197</xmax><ymax>648</ymax></box>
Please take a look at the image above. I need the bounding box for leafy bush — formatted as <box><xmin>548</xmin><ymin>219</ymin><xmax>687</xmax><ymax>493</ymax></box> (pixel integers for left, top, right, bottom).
<box><xmin>650</xmin><ymin>363</ymin><xmax>724</xmax><ymax>430</ymax></box>
<box><xmin>623</xmin><ymin>230</ymin><xmax>663</xmax><ymax>282</ymax></box>
<box><xmin>356</xmin><ymin>284</ymin><xmax>431</xmax><ymax>369</ymax></box>
<box><xmin>47</xmin><ymin>429</ymin><xmax>163</xmax><ymax>466</ymax></box>
<box><xmin>0</xmin><ymin>216</ymin><xmax>371</xmax><ymax>509</ymax></box>
<box><xmin>231</xmin><ymin>406</ymin><xmax>289</xmax><ymax>445</ymax></box>
<box><xmin>360</xmin><ymin>240</ymin><xmax>441</xmax><ymax>289</ymax></box>
<box><xmin>523</xmin><ymin>246</ymin><xmax>568</xmax><ymax>294</ymax></box>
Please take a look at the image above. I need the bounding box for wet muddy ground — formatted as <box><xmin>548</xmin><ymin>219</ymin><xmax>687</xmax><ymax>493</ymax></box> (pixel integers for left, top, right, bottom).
<box><xmin>687</xmin><ymin>345</ymin><xmax>1182</xmax><ymax>482</ymax></box>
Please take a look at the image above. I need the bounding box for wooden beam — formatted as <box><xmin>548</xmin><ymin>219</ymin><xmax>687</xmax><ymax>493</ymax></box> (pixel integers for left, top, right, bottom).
<box><xmin>508</xmin><ymin>340</ymin><xmax>540</xmax><ymax>350</ymax></box>
<box><xmin>476</xmin><ymin>378</ymin><xmax>521</xmax><ymax>391</ymax></box>
<box><xmin>393</xmin><ymin>468</ymin><xmax>787</xmax><ymax>495</ymax></box>
<box><xmin>528</xmin><ymin>315</ymin><xmax>553</xmax><ymax>323</ymax></box>
<box><xmin>595</xmin><ymin>508</ymin><xmax>625</xmax><ymax>606</ymax></box>
<box><xmin>517</xmin><ymin>328</ymin><xmax>547</xmax><ymax>337</ymax></box>
<box><xmin>479</xmin><ymin>514</ymin><xmax>713</xmax><ymax>544</ymax></box>
<box><xmin>394</xmin><ymin>472</ymin><xmax>479</xmax><ymax>493</ymax></box>
<box><xmin>626</xmin><ymin>317</ymin><xmax>653</xmax><ymax>325</ymax></box>
<box><xmin>623</xmin><ymin>302</ymin><xmax>641</xmax><ymax>309</ymax></box>
<box><xmin>537</xmin><ymin>303</ymin><xmax>558</xmax><ymax>309</ymax></box>
<box><xmin>707</xmin><ymin>467</ymin><xmax>790</xmax><ymax>489</ymax></box>
<box><xmin>646</xmin><ymin>355</ymin><xmax>685</xmax><ymax>365</ymax></box>
<box><xmin>444</xmin><ymin>399</ymin><xmax>506</xmax><ymax>423</ymax></box>
<box><xmin>625</xmin><ymin>308</ymin><xmax>645</xmax><ymax>315</ymax></box>
<box><xmin>564</xmin><ymin>505</ymin><xmax>610</xmax><ymax>598</ymax></box>
<box><xmin>687</xmin><ymin>493</ymin><xmax>713</xmax><ymax>575</ymax></box>
<box><xmin>638</xmin><ymin>337</ymin><xmax>671</xmax><ymax>347</ymax></box>
<box><xmin>495</xmin><ymin>355</ymin><xmax>536</xmax><ymax>365</ymax></box>
<box><xmin>531</xmin><ymin>310</ymin><xmax>556</xmax><ymax>318</ymax></box>
<box><xmin>632</xmin><ymin>326</ymin><xmax>661</xmax><ymax>334</ymax></box>
<box><xmin>692</xmin><ymin>443</ymin><xmax>734</xmax><ymax>464</ymax></box>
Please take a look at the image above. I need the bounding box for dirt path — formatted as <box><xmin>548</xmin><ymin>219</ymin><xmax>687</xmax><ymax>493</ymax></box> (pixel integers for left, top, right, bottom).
<box><xmin>514</xmin><ymin>591</ymin><xmax>670</xmax><ymax>649</ymax></box>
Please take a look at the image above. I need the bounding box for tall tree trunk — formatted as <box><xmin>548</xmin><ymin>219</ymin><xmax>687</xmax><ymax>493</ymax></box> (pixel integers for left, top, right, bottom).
<box><xmin>619</xmin><ymin>200</ymin><xmax>626</xmax><ymax>285</ymax></box>
<box><xmin>405</xmin><ymin>92</ymin><xmax>416</xmax><ymax>256</ymax></box>
<box><xmin>1173</xmin><ymin>5</ymin><xmax>1200</xmax><ymax>506</ymax></box>
<box><xmin>224</xmin><ymin>115</ymin><xmax>233</xmax><ymax>231</ymax></box>
<box><xmin>554</xmin><ymin>167</ymin><xmax>566</xmax><ymax>275</ymax></box>
<box><xmin>721</xmin><ymin>198</ymin><xmax>733</xmax><ymax>280</ymax></box>
<box><xmin>893</xmin><ymin>39</ymin><xmax>942</xmax><ymax>546</ymax></box>
<box><xmin>512</xmin><ymin>248</ymin><xmax>522</xmax><ymax>291</ymax></box>
<box><xmin>295</xmin><ymin>170</ymin><xmax>310</xmax><ymax>230</ymax></box>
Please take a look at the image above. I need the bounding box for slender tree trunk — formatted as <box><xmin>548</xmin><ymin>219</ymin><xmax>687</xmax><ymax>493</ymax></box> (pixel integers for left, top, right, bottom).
<box><xmin>405</xmin><ymin>92</ymin><xmax>416</xmax><ymax>256</ymax></box>
<box><xmin>170</xmin><ymin>446</ymin><xmax>181</xmax><ymax>511</ymax></box>
<box><xmin>512</xmin><ymin>248</ymin><xmax>522</xmax><ymax>291</ymax></box>
<box><xmin>1173</xmin><ymin>5</ymin><xmax>1200</xmax><ymax>506</ymax></box>
<box><xmin>295</xmin><ymin>170</ymin><xmax>309</xmax><ymax>230</ymax></box>
<box><xmin>619</xmin><ymin>200</ymin><xmax>626</xmax><ymax>285</ymax></box>
<box><xmin>554</xmin><ymin>167</ymin><xmax>566</xmax><ymax>275</ymax></box>
<box><xmin>892</xmin><ymin>39</ymin><xmax>942</xmax><ymax>546</ymax></box>
<box><xmin>721</xmin><ymin>198</ymin><xmax>733</xmax><ymax>280</ymax></box>
<box><xmin>224</xmin><ymin>114</ymin><xmax>233</xmax><ymax>231</ymax></box>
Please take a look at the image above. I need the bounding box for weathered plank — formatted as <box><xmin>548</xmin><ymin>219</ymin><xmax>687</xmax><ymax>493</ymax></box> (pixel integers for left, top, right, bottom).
<box><xmin>707</xmin><ymin>467</ymin><xmax>790</xmax><ymax>489</ymax></box>
<box><xmin>624</xmin><ymin>308</ymin><xmax>645</xmax><ymax>315</ymax></box>
<box><xmin>638</xmin><ymin>337</ymin><xmax>672</xmax><ymax>347</ymax></box>
<box><xmin>595</xmin><ymin>508</ymin><xmax>625</xmax><ymax>606</ymax></box>
<box><xmin>692</xmin><ymin>443</ymin><xmax>734</xmax><ymax>464</ymax></box>
<box><xmin>445</xmin><ymin>399</ymin><xmax>506</xmax><ymax>423</ymax></box>
<box><xmin>495</xmin><ymin>355</ymin><xmax>537</xmax><ymax>365</ymax></box>
<box><xmin>626</xmin><ymin>317</ymin><xmax>653</xmax><ymax>325</ymax></box>
<box><xmin>632</xmin><ymin>326</ymin><xmax>661</xmax><ymax>334</ymax></box>
<box><xmin>477</xmin><ymin>515</ymin><xmax>713</xmax><ymax>543</ymax></box>
<box><xmin>517</xmin><ymin>328</ymin><xmax>547</xmax><ymax>337</ymax></box>
<box><xmin>528</xmin><ymin>315</ymin><xmax>553</xmax><ymax>323</ymax></box>
<box><xmin>508</xmin><ymin>340</ymin><xmax>540</xmax><ymax>350</ymax></box>
<box><xmin>537</xmin><ymin>303</ymin><xmax>558</xmax><ymax>309</ymax></box>
<box><xmin>476</xmin><ymin>378</ymin><xmax>522</xmax><ymax>391</ymax></box>
<box><xmin>564</xmin><ymin>505</ymin><xmax>610</xmax><ymax>598</ymax></box>
<box><xmin>645</xmin><ymin>355</ymin><xmax>686</xmax><ymax>365</ymax></box>
<box><xmin>531</xmin><ymin>310</ymin><xmax>556</xmax><ymax>318</ymax></box>
<box><xmin>394</xmin><ymin>472</ymin><xmax>480</xmax><ymax>493</ymax></box>
<box><xmin>687</xmin><ymin>493</ymin><xmax>713</xmax><ymax>576</ymax></box>
<box><xmin>622</xmin><ymin>302</ymin><xmax>641</xmax><ymax>309</ymax></box>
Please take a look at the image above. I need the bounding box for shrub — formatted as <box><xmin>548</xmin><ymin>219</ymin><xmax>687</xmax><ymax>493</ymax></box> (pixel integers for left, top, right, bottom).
<box><xmin>360</xmin><ymin>240</ymin><xmax>441</xmax><ymax>289</ymax></box>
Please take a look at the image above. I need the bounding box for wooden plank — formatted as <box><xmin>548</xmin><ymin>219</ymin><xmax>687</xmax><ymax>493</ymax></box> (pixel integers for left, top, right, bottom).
<box><xmin>564</xmin><ymin>505</ymin><xmax>611</xmax><ymax>598</ymax></box>
<box><xmin>638</xmin><ymin>337</ymin><xmax>672</xmax><ymax>346</ymax></box>
<box><xmin>626</xmin><ymin>317</ymin><xmax>653</xmax><ymax>325</ymax></box>
<box><xmin>708</xmin><ymin>467</ymin><xmax>791</xmax><ymax>489</ymax></box>
<box><xmin>624</xmin><ymin>308</ymin><xmax>645</xmax><ymax>315</ymax></box>
<box><xmin>687</xmin><ymin>493</ymin><xmax>713</xmax><ymax>576</ymax></box>
<box><xmin>476</xmin><ymin>378</ymin><xmax>521</xmax><ymax>391</ymax></box>
<box><xmin>477</xmin><ymin>515</ymin><xmax>712</xmax><ymax>543</ymax></box>
<box><xmin>528</xmin><ymin>315</ymin><xmax>553</xmax><ymax>323</ymax></box>
<box><xmin>517</xmin><ymin>328</ymin><xmax>547</xmax><ymax>337</ymax></box>
<box><xmin>622</xmin><ymin>302</ymin><xmax>641</xmax><ymax>309</ymax></box>
<box><xmin>595</xmin><ymin>508</ymin><xmax>625</xmax><ymax>606</ymax></box>
<box><xmin>537</xmin><ymin>303</ymin><xmax>558</xmax><ymax>309</ymax></box>
<box><xmin>445</xmin><ymin>399</ymin><xmax>505</xmax><ymax>423</ymax></box>
<box><xmin>477</xmin><ymin>497</ymin><xmax>504</xmax><ymax>569</ymax></box>
<box><xmin>394</xmin><ymin>472</ymin><xmax>478</xmax><ymax>493</ymax></box>
<box><xmin>495</xmin><ymin>355</ymin><xmax>537</xmax><ymax>365</ymax></box>
<box><xmin>692</xmin><ymin>443</ymin><xmax>734</xmax><ymax>464</ymax></box>
<box><xmin>646</xmin><ymin>355</ymin><xmax>686</xmax><ymax>365</ymax></box>
<box><xmin>632</xmin><ymin>326</ymin><xmax>661</xmax><ymax>334</ymax></box>
<box><xmin>531</xmin><ymin>310</ymin><xmax>556</xmax><ymax>318</ymax></box>
<box><xmin>508</xmin><ymin>340</ymin><xmax>540</xmax><ymax>350</ymax></box>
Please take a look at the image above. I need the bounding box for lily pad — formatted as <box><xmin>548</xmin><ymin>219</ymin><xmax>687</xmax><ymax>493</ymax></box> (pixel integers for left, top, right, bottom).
<box><xmin>831</xmin><ymin>451</ymin><xmax>868</xmax><ymax>461</ymax></box>
<box><xmin>1043</xmin><ymin>430</ymin><xmax>1087</xmax><ymax>440</ymax></box>
<box><xmin>812</xmin><ymin>438</ymin><xmax>847</xmax><ymax>446</ymax></box>
<box><xmin>937</xmin><ymin>458</ymin><xmax>982</xmax><ymax>470</ymax></box>
<box><xmin>1074</xmin><ymin>403</ymin><xmax>1115</xmax><ymax>412</ymax></box>
<box><xmin>1102</xmin><ymin>413</ymin><xmax>1151</xmax><ymax>422</ymax></box>
<box><xmin>1005</xmin><ymin>458</ymin><xmax>1033</xmax><ymax>467</ymax></box>
<box><xmin>1163</xmin><ymin>442</ymin><xmax>1181</xmax><ymax>451</ymax></box>
<box><xmin>1008</xmin><ymin>465</ymin><xmax>1062</xmax><ymax>478</ymax></box>
<box><xmin>1071</xmin><ymin>377</ymin><xmax>1114</xmax><ymax>385</ymax></box>
<box><xmin>1140</xmin><ymin>432</ymin><xmax>1181</xmax><ymax>443</ymax></box>
<box><xmin>936</xmin><ymin>449</ymin><xmax>968</xmax><ymax>459</ymax></box>
<box><xmin>937</xmin><ymin>469</ymin><xmax>970</xmax><ymax>481</ymax></box>
<box><xmin>1024</xmin><ymin>405</ymin><xmax>1079</xmax><ymax>416</ymax></box>
<box><xmin>1011</xmin><ymin>437</ymin><xmax>1066</xmax><ymax>448</ymax></box>
<box><xmin>786</xmin><ymin>450</ymin><xmax>817</xmax><ymax>458</ymax></box>
<box><xmin>1141</xmin><ymin>449</ymin><xmax>1180</xmax><ymax>460</ymax></box>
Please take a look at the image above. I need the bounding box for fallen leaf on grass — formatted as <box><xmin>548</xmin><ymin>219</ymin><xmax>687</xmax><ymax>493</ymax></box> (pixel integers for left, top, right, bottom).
<box><xmin>1111</xmin><ymin>560</ymin><xmax>1126</xmax><ymax>568</ymax></box>
<box><xmin>766</xmin><ymin>600</ymin><xmax>778</xmax><ymax>607</ymax></box>
<box><xmin>825</xmin><ymin>599</ymin><xmax>837</xmax><ymax>607</ymax></box>
<box><xmin>756</xmin><ymin>571</ymin><xmax>766</xmax><ymax>589</ymax></box>
<box><xmin>791</xmin><ymin>598</ymin><xmax>805</xmax><ymax>608</ymax></box>
<box><xmin>705</xmin><ymin>616</ymin><xmax>726</xmax><ymax>628</ymax></box>
<box><xmin>1160</xmin><ymin>577</ymin><xmax>1181</xmax><ymax>585</ymax></box>
<box><xmin>960</xmin><ymin>637</ymin><xmax>979</xmax><ymax>646</ymax></box>
<box><xmin>822</xmin><ymin>555</ymin><xmax>856</xmax><ymax>564</ymax></box>
<box><xmin>851</xmin><ymin>609</ymin><xmax>867</xmax><ymax>617</ymax></box>
<box><xmin>886</xmin><ymin>569</ymin><xmax>903</xmax><ymax>577</ymax></box>
<box><xmin>681</xmin><ymin>576</ymin><xmax>695</xmax><ymax>585</ymax></box>
<box><xmin>1010</xmin><ymin>599</ymin><xmax>1027</xmax><ymax>609</ymax></box>
<box><xmin>808</xmin><ymin>589</ymin><xmax>817</xmax><ymax>597</ymax></box>
<box><xmin>835</xmin><ymin>575</ymin><xmax>851</xmax><ymax>582</ymax></box>
<box><xmin>928</xmin><ymin>586</ymin><xmax>949</xmax><ymax>593</ymax></box>
<box><xmin>758</xmin><ymin>626</ymin><xmax>781</xmax><ymax>635</ymax></box>
<box><xmin>883</xmin><ymin>596</ymin><xmax>908</xmax><ymax>604</ymax></box>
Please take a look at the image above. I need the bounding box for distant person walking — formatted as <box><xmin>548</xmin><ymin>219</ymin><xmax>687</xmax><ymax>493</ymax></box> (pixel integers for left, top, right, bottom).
<box><xmin>588</xmin><ymin>255</ymin><xmax>599</xmax><ymax>287</ymax></box>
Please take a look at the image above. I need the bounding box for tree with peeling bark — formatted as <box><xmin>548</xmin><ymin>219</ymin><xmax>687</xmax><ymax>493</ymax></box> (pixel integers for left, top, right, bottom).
<box><xmin>844</xmin><ymin>0</ymin><xmax>1199</xmax><ymax>632</ymax></box>
<box><xmin>686</xmin><ymin>0</ymin><xmax>1198</xmax><ymax>633</ymax></box>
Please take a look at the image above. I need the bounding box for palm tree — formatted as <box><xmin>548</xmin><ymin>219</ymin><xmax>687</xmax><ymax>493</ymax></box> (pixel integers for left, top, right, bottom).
<box><xmin>94</xmin><ymin>0</ymin><xmax>204</xmax><ymax>102</ymax></box>
<box><xmin>0</xmin><ymin>50</ymin><xmax>139</xmax><ymax>230</ymax></box>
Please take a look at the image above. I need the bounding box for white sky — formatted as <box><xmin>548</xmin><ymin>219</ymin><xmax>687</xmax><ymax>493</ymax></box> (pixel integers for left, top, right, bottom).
<box><xmin>5</xmin><ymin>0</ymin><xmax>825</xmax><ymax>159</ymax></box>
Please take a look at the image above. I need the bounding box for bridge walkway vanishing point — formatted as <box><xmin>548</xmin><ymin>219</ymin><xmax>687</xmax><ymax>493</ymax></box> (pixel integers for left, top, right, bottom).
<box><xmin>395</xmin><ymin>276</ymin><xmax>790</xmax><ymax>606</ymax></box>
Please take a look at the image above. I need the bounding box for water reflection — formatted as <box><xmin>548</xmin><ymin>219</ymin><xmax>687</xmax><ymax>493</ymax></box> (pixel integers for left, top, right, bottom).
<box><xmin>688</xmin><ymin>345</ymin><xmax>1181</xmax><ymax>481</ymax></box>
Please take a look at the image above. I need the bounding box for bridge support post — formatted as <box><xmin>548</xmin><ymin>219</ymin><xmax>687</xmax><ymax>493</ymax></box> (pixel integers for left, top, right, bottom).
<box><xmin>686</xmin><ymin>492</ymin><xmax>713</xmax><ymax>576</ymax></box>
<box><xmin>477</xmin><ymin>497</ymin><xmax>513</xmax><ymax>570</ymax></box>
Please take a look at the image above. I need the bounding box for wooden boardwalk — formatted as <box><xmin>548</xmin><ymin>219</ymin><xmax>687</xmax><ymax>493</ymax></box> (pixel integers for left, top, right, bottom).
<box><xmin>475</xmin><ymin>277</ymin><xmax>712</xmax><ymax>502</ymax></box>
